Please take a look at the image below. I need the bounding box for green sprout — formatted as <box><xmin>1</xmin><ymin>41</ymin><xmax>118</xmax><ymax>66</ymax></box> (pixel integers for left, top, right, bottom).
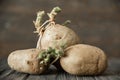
<box><xmin>62</xmin><ymin>20</ymin><xmax>71</xmax><ymax>26</ymax></box>
<box><xmin>53</xmin><ymin>6</ymin><xmax>61</xmax><ymax>13</ymax></box>
<box><xmin>38</xmin><ymin>47</ymin><xmax>64</xmax><ymax>65</ymax></box>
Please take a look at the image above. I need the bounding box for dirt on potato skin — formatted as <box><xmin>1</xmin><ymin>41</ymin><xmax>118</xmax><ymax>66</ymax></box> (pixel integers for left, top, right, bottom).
<box><xmin>8</xmin><ymin>48</ymin><xmax>48</xmax><ymax>74</ymax></box>
<box><xmin>40</xmin><ymin>24</ymin><xmax>81</xmax><ymax>49</ymax></box>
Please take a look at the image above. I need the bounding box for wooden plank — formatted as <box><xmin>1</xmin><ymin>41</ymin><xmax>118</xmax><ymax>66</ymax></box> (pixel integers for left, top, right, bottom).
<box><xmin>78</xmin><ymin>76</ymin><xmax>95</xmax><ymax>80</ymax></box>
<box><xmin>17</xmin><ymin>74</ymin><xmax>29</xmax><ymax>80</ymax></box>
<box><xmin>26</xmin><ymin>66</ymin><xmax>58</xmax><ymax>80</ymax></box>
<box><xmin>94</xmin><ymin>75</ymin><xmax>120</xmax><ymax>80</ymax></box>
<box><xmin>26</xmin><ymin>75</ymin><xmax>46</xmax><ymax>80</ymax></box>
<box><xmin>0</xmin><ymin>58</ymin><xmax>120</xmax><ymax>80</ymax></box>
<box><xmin>66</xmin><ymin>73</ymin><xmax>77</xmax><ymax>80</ymax></box>
<box><xmin>95</xmin><ymin>76</ymin><xmax>108</xmax><ymax>80</ymax></box>
<box><xmin>4</xmin><ymin>71</ymin><xmax>29</xmax><ymax>80</ymax></box>
<box><xmin>0</xmin><ymin>69</ymin><xmax>14</xmax><ymax>78</ymax></box>
<box><xmin>56</xmin><ymin>72</ymin><xmax>67</xmax><ymax>80</ymax></box>
<box><xmin>108</xmin><ymin>75</ymin><xmax>120</xmax><ymax>80</ymax></box>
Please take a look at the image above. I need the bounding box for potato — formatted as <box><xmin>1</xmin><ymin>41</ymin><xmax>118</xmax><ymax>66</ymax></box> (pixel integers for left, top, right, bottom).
<box><xmin>40</xmin><ymin>24</ymin><xmax>81</xmax><ymax>49</ymax></box>
<box><xmin>39</xmin><ymin>24</ymin><xmax>81</xmax><ymax>69</ymax></box>
<box><xmin>34</xmin><ymin>7</ymin><xmax>81</xmax><ymax>50</ymax></box>
<box><xmin>8</xmin><ymin>48</ymin><xmax>48</xmax><ymax>74</ymax></box>
<box><xmin>60</xmin><ymin>44</ymin><xmax>107</xmax><ymax>75</ymax></box>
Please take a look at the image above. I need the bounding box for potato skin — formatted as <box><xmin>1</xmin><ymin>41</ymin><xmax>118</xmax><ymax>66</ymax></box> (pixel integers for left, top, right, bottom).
<box><xmin>41</xmin><ymin>24</ymin><xmax>81</xmax><ymax>49</ymax></box>
<box><xmin>8</xmin><ymin>48</ymin><xmax>47</xmax><ymax>74</ymax></box>
<box><xmin>60</xmin><ymin>44</ymin><xmax>107</xmax><ymax>75</ymax></box>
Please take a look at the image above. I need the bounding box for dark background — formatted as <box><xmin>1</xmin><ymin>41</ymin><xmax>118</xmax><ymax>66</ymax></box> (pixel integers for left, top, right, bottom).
<box><xmin>0</xmin><ymin>0</ymin><xmax>120</xmax><ymax>58</ymax></box>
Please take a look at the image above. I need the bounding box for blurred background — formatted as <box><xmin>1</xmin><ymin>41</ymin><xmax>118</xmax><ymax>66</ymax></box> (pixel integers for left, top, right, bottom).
<box><xmin>0</xmin><ymin>0</ymin><xmax>120</xmax><ymax>58</ymax></box>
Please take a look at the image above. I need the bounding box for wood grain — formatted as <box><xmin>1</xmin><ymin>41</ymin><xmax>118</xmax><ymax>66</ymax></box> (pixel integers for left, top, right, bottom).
<box><xmin>0</xmin><ymin>58</ymin><xmax>120</xmax><ymax>80</ymax></box>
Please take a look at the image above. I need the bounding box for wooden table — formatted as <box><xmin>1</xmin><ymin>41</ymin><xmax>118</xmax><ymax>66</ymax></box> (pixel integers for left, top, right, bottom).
<box><xmin>0</xmin><ymin>58</ymin><xmax>120</xmax><ymax>80</ymax></box>
<box><xmin>0</xmin><ymin>0</ymin><xmax>120</xmax><ymax>79</ymax></box>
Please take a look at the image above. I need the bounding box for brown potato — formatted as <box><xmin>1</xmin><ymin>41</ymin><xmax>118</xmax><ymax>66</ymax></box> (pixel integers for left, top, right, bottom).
<box><xmin>8</xmin><ymin>48</ymin><xmax>48</xmax><ymax>74</ymax></box>
<box><xmin>40</xmin><ymin>24</ymin><xmax>81</xmax><ymax>49</ymax></box>
<box><xmin>60</xmin><ymin>44</ymin><xmax>107</xmax><ymax>75</ymax></box>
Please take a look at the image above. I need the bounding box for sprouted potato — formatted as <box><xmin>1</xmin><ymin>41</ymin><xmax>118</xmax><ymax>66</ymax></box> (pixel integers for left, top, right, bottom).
<box><xmin>33</xmin><ymin>7</ymin><xmax>81</xmax><ymax>50</ymax></box>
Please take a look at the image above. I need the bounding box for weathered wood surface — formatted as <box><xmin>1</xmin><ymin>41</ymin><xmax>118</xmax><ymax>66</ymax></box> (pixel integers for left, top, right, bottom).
<box><xmin>0</xmin><ymin>58</ymin><xmax>120</xmax><ymax>80</ymax></box>
<box><xmin>0</xmin><ymin>0</ymin><xmax>120</xmax><ymax>58</ymax></box>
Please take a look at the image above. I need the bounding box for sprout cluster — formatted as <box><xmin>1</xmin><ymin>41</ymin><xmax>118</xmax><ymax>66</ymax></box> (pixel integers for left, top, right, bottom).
<box><xmin>38</xmin><ymin>47</ymin><xmax>64</xmax><ymax>65</ymax></box>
